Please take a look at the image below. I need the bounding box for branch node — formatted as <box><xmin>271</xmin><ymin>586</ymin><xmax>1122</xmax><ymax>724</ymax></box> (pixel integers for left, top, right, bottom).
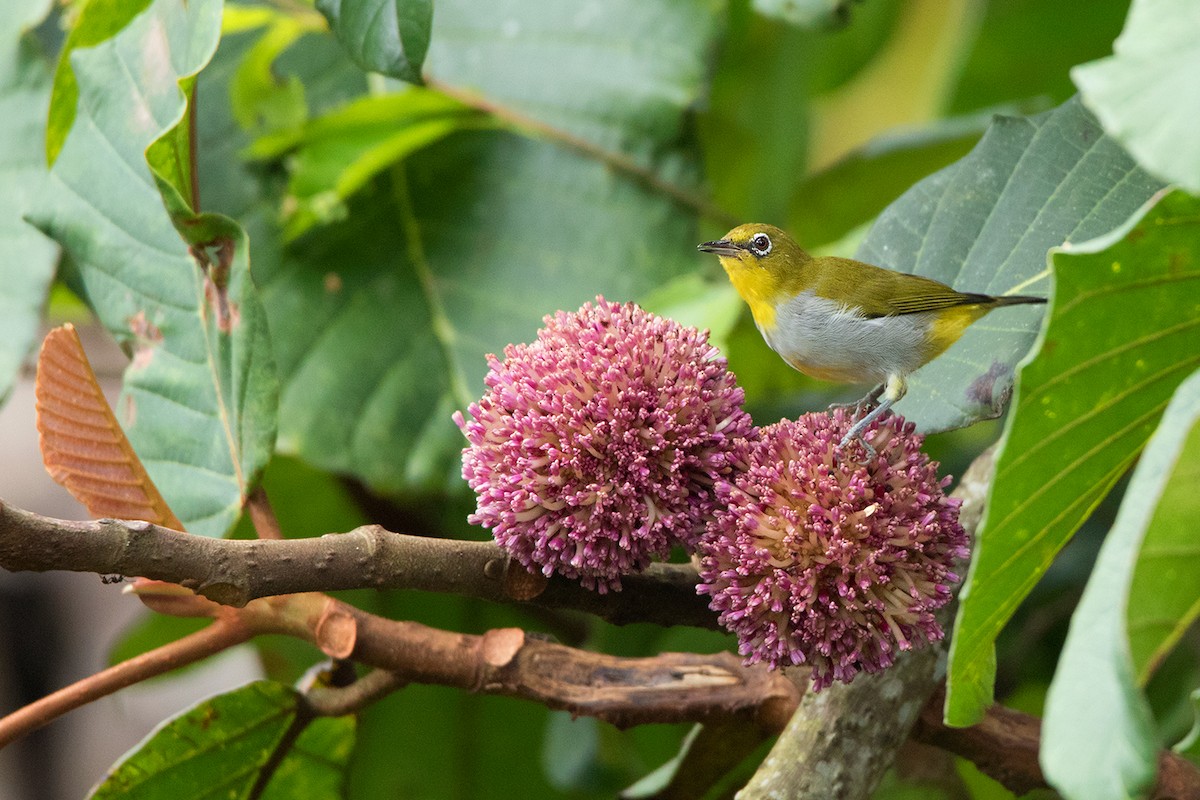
<box><xmin>480</xmin><ymin>628</ymin><xmax>525</xmax><ymax>668</ymax></box>
<box><xmin>502</xmin><ymin>560</ymin><xmax>548</xmax><ymax>600</ymax></box>
<box><xmin>315</xmin><ymin>602</ymin><xmax>358</xmax><ymax>659</ymax></box>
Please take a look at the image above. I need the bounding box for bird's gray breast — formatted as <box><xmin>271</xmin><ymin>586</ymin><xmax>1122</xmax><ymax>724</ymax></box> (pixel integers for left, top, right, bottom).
<box><xmin>763</xmin><ymin>291</ymin><xmax>932</xmax><ymax>384</ymax></box>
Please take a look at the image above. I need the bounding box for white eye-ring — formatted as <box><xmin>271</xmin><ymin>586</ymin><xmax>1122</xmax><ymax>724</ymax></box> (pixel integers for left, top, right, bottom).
<box><xmin>749</xmin><ymin>232</ymin><xmax>772</xmax><ymax>257</ymax></box>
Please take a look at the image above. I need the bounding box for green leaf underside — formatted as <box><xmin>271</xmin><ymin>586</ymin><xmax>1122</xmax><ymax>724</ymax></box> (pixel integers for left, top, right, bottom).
<box><xmin>45</xmin><ymin>0</ymin><xmax>154</xmax><ymax>164</ymax></box>
<box><xmin>91</xmin><ymin>681</ymin><xmax>354</xmax><ymax>799</ymax></box>
<box><xmin>1073</xmin><ymin>0</ymin><xmax>1200</xmax><ymax>193</ymax></box>
<box><xmin>857</xmin><ymin>96</ymin><xmax>1164</xmax><ymax>434</ymax></box>
<box><xmin>787</xmin><ymin>117</ymin><xmax>983</xmax><ymax>249</ymax></box>
<box><xmin>0</xmin><ymin>0</ymin><xmax>58</xmax><ymax>403</ymax></box>
<box><xmin>30</xmin><ymin>0</ymin><xmax>277</xmax><ymax>537</ymax></box>
<box><xmin>317</xmin><ymin>0</ymin><xmax>433</xmax><ymax>84</ymax></box>
<box><xmin>946</xmin><ymin>190</ymin><xmax>1200</xmax><ymax>725</ymax></box>
<box><xmin>212</xmin><ymin>2</ymin><xmax>720</xmax><ymax>492</ymax></box>
<box><xmin>1041</xmin><ymin>366</ymin><xmax>1200</xmax><ymax>800</ymax></box>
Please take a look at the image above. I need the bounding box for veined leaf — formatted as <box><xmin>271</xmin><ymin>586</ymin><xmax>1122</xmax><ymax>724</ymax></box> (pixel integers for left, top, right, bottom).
<box><xmin>91</xmin><ymin>681</ymin><xmax>355</xmax><ymax>799</ymax></box>
<box><xmin>0</xmin><ymin>0</ymin><xmax>58</xmax><ymax>404</ymax></box>
<box><xmin>36</xmin><ymin>325</ymin><xmax>183</xmax><ymax>528</ymax></box>
<box><xmin>30</xmin><ymin>0</ymin><xmax>277</xmax><ymax>538</ymax></box>
<box><xmin>1073</xmin><ymin>0</ymin><xmax>1200</xmax><ymax>193</ymax></box>
<box><xmin>946</xmin><ymin>190</ymin><xmax>1200</xmax><ymax>725</ymax></box>
<box><xmin>857</xmin><ymin>96</ymin><xmax>1164</xmax><ymax>434</ymax></box>
<box><xmin>1041</xmin><ymin>367</ymin><xmax>1200</xmax><ymax>800</ymax></box>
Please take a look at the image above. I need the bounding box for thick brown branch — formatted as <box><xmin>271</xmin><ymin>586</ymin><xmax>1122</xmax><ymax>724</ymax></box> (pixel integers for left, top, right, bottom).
<box><xmin>3</xmin><ymin>529</ymin><xmax>1197</xmax><ymax>798</ymax></box>
<box><xmin>0</xmin><ymin>501</ymin><xmax>715</xmax><ymax>627</ymax></box>
<box><xmin>912</xmin><ymin>686</ymin><xmax>1200</xmax><ymax>800</ymax></box>
<box><xmin>299</xmin><ymin>598</ymin><xmax>800</xmax><ymax>732</ymax></box>
<box><xmin>279</xmin><ymin>593</ymin><xmax>1199</xmax><ymax>798</ymax></box>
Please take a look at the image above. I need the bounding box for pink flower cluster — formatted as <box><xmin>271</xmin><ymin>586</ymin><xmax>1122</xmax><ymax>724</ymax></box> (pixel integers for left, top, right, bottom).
<box><xmin>696</xmin><ymin>411</ymin><xmax>969</xmax><ymax>690</ymax></box>
<box><xmin>454</xmin><ymin>297</ymin><xmax>754</xmax><ymax>592</ymax></box>
<box><xmin>456</xmin><ymin>298</ymin><xmax>969</xmax><ymax>689</ymax></box>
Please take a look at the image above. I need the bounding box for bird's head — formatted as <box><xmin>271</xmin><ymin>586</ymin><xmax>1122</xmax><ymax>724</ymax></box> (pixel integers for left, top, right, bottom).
<box><xmin>698</xmin><ymin>224</ymin><xmax>812</xmax><ymax>314</ymax></box>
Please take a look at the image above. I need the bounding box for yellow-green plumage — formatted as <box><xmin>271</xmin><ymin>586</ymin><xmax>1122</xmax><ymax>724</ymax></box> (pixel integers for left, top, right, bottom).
<box><xmin>698</xmin><ymin>223</ymin><xmax>1046</xmax><ymax>449</ymax></box>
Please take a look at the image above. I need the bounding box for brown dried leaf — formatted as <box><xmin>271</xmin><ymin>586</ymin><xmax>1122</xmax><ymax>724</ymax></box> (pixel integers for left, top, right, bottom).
<box><xmin>35</xmin><ymin>324</ymin><xmax>183</xmax><ymax>529</ymax></box>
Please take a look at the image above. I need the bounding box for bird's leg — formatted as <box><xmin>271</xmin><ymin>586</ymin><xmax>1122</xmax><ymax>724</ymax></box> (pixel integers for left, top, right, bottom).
<box><xmin>839</xmin><ymin>374</ymin><xmax>907</xmax><ymax>455</ymax></box>
<box><xmin>828</xmin><ymin>383</ymin><xmax>884</xmax><ymax>420</ymax></box>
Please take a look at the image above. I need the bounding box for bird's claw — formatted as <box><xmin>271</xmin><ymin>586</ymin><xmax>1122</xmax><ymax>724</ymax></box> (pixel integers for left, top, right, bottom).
<box><xmin>836</xmin><ymin>431</ymin><xmax>877</xmax><ymax>463</ymax></box>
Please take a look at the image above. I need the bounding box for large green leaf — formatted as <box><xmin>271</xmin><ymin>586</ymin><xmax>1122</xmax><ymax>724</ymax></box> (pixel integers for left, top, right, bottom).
<box><xmin>946</xmin><ymin>190</ymin><xmax>1200</xmax><ymax>725</ymax></box>
<box><xmin>0</xmin><ymin>0</ymin><xmax>58</xmax><ymax>405</ymax></box>
<box><xmin>92</xmin><ymin>681</ymin><xmax>354</xmax><ymax>799</ymax></box>
<box><xmin>857</xmin><ymin>96</ymin><xmax>1163</xmax><ymax>434</ymax></box>
<box><xmin>317</xmin><ymin>0</ymin><xmax>433</xmax><ymax>84</ymax></box>
<box><xmin>220</xmin><ymin>3</ymin><xmax>721</xmax><ymax>492</ymax></box>
<box><xmin>1041</xmin><ymin>367</ymin><xmax>1200</xmax><ymax>800</ymax></box>
<box><xmin>1073</xmin><ymin>0</ymin><xmax>1200</xmax><ymax>194</ymax></box>
<box><xmin>29</xmin><ymin>0</ymin><xmax>277</xmax><ymax>537</ymax></box>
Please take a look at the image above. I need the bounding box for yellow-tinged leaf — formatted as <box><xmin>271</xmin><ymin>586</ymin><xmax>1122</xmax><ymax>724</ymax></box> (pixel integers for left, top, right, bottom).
<box><xmin>35</xmin><ymin>324</ymin><xmax>183</xmax><ymax>530</ymax></box>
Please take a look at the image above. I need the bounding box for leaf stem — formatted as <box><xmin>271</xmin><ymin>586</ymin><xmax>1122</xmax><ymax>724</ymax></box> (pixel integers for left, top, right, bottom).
<box><xmin>246</xmin><ymin>485</ymin><xmax>284</xmax><ymax>539</ymax></box>
<box><xmin>423</xmin><ymin>76</ymin><xmax>738</xmax><ymax>229</ymax></box>
<box><xmin>389</xmin><ymin>163</ymin><xmax>476</xmax><ymax>410</ymax></box>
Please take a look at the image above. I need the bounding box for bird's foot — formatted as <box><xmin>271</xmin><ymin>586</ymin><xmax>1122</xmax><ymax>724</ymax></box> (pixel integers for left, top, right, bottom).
<box><xmin>828</xmin><ymin>384</ymin><xmax>885</xmax><ymax>422</ymax></box>
<box><xmin>835</xmin><ymin>393</ymin><xmax>895</xmax><ymax>461</ymax></box>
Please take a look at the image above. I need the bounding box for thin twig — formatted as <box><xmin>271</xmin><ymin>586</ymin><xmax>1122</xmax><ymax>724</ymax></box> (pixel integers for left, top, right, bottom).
<box><xmin>303</xmin><ymin>669</ymin><xmax>406</xmax><ymax>717</ymax></box>
<box><xmin>0</xmin><ymin>616</ymin><xmax>252</xmax><ymax>749</ymax></box>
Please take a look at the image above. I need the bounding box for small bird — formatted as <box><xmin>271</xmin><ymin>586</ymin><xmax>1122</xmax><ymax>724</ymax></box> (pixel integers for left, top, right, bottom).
<box><xmin>698</xmin><ymin>223</ymin><xmax>1046</xmax><ymax>451</ymax></box>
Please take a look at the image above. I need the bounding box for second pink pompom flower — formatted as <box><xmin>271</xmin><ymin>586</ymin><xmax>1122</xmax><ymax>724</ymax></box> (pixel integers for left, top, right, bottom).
<box><xmin>696</xmin><ymin>410</ymin><xmax>969</xmax><ymax>690</ymax></box>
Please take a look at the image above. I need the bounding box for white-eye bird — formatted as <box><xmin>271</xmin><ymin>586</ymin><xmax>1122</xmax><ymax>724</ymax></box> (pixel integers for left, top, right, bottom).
<box><xmin>699</xmin><ymin>223</ymin><xmax>1046</xmax><ymax>450</ymax></box>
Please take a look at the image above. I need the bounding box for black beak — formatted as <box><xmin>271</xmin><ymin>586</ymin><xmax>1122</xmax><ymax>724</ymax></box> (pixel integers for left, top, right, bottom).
<box><xmin>697</xmin><ymin>239</ymin><xmax>741</xmax><ymax>257</ymax></box>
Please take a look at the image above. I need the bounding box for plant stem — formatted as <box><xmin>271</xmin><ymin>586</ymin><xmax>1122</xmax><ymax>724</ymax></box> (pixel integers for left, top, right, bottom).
<box><xmin>0</xmin><ymin>617</ymin><xmax>251</xmax><ymax>749</ymax></box>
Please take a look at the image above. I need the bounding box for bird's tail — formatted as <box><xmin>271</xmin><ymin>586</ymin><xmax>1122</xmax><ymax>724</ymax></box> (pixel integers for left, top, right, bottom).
<box><xmin>959</xmin><ymin>292</ymin><xmax>1047</xmax><ymax>308</ymax></box>
<box><xmin>990</xmin><ymin>294</ymin><xmax>1047</xmax><ymax>307</ymax></box>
